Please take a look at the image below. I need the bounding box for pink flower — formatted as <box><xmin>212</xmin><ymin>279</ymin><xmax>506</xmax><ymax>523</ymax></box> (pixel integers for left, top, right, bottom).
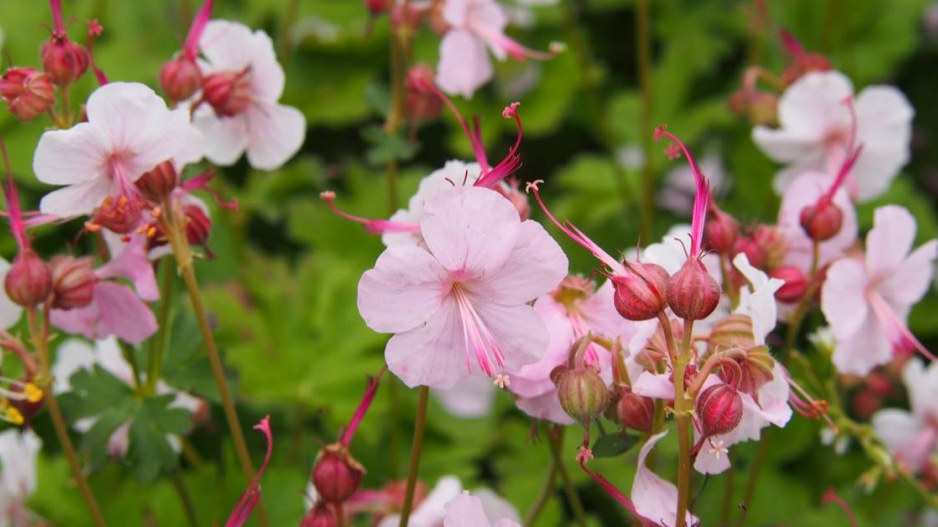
<box><xmin>195</xmin><ymin>20</ymin><xmax>306</xmax><ymax>170</ymax></box>
<box><xmin>33</xmin><ymin>82</ymin><xmax>203</xmax><ymax>219</ymax></box>
<box><xmin>0</xmin><ymin>428</ymin><xmax>41</xmax><ymax>525</ymax></box>
<box><xmin>436</xmin><ymin>0</ymin><xmax>556</xmax><ymax>98</ymax></box>
<box><xmin>377</xmin><ymin>476</ymin><xmax>462</xmax><ymax>527</ymax></box>
<box><xmin>871</xmin><ymin>360</ymin><xmax>938</xmax><ymax>474</ymax></box>
<box><xmin>632</xmin><ymin>432</ymin><xmax>698</xmax><ymax>527</ymax></box>
<box><xmin>442</xmin><ymin>491</ymin><xmax>521</xmax><ymax>527</ymax></box>
<box><xmin>821</xmin><ymin>206</ymin><xmax>938</xmax><ymax>375</ymax></box>
<box><xmin>357</xmin><ymin>186</ymin><xmax>567</xmax><ymax>389</ymax></box>
<box><xmin>50</xmin><ymin>233</ymin><xmax>159</xmax><ymax>344</ymax></box>
<box><xmin>752</xmin><ymin>71</ymin><xmax>913</xmax><ymax>201</ymax></box>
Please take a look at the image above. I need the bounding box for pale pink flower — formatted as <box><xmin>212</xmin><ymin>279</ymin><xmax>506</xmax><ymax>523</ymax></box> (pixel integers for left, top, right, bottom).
<box><xmin>0</xmin><ymin>258</ymin><xmax>22</xmax><ymax>330</ymax></box>
<box><xmin>50</xmin><ymin>233</ymin><xmax>159</xmax><ymax>344</ymax></box>
<box><xmin>632</xmin><ymin>431</ymin><xmax>698</xmax><ymax>527</ymax></box>
<box><xmin>377</xmin><ymin>476</ymin><xmax>462</xmax><ymax>527</ymax></box>
<box><xmin>432</xmin><ymin>373</ymin><xmax>497</xmax><ymax>418</ymax></box>
<box><xmin>436</xmin><ymin>0</ymin><xmax>556</xmax><ymax>98</ymax></box>
<box><xmin>871</xmin><ymin>359</ymin><xmax>938</xmax><ymax>474</ymax></box>
<box><xmin>33</xmin><ymin>82</ymin><xmax>203</xmax><ymax>218</ymax></box>
<box><xmin>358</xmin><ymin>186</ymin><xmax>567</xmax><ymax>389</ymax></box>
<box><xmin>0</xmin><ymin>428</ymin><xmax>41</xmax><ymax>526</ymax></box>
<box><xmin>821</xmin><ymin>206</ymin><xmax>938</xmax><ymax>375</ymax></box>
<box><xmin>443</xmin><ymin>490</ymin><xmax>521</xmax><ymax>527</ymax></box>
<box><xmin>752</xmin><ymin>70</ymin><xmax>913</xmax><ymax>201</ymax></box>
<box><xmin>196</xmin><ymin>20</ymin><xmax>306</xmax><ymax>170</ymax></box>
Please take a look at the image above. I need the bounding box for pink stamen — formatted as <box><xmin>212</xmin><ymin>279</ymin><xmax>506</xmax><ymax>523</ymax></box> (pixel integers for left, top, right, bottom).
<box><xmin>821</xmin><ymin>488</ymin><xmax>858</xmax><ymax>527</ymax></box>
<box><xmin>182</xmin><ymin>170</ymin><xmax>239</xmax><ymax>210</ymax></box>
<box><xmin>475</xmin><ymin>102</ymin><xmax>524</xmax><ymax>189</ymax></box>
<box><xmin>579</xmin><ymin>459</ymin><xmax>647</xmax><ymax>523</ymax></box>
<box><xmin>779</xmin><ymin>28</ymin><xmax>807</xmax><ymax>59</ymax></box>
<box><xmin>183</xmin><ymin>0</ymin><xmax>214</xmax><ymax>59</ymax></box>
<box><xmin>0</xmin><ymin>135</ymin><xmax>29</xmax><ymax>250</ymax></box>
<box><xmin>49</xmin><ymin>0</ymin><xmax>65</xmax><ymax>33</ymax></box>
<box><xmin>86</xmin><ymin>20</ymin><xmax>108</xmax><ymax>85</ymax></box>
<box><xmin>223</xmin><ymin>416</ymin><xmax>273</xmax><ymax>527</ymax></box>
<box><xmin>654</xmin><ymin>125</ymin><xmax>710</xmax><ymax>258</ymax></box>
<box><xmin>340</xmin><ymin>369</ymin><xmax>385</xmax><ymax>447</ymax></box>
<box><xmin>822</xmin><ymin>144</ymin><xmax>863</xmax><ymax>204</ymax></box>
<box><xmin>471</xmin><ymin>24</ymin><xmax>560</xmax><ymax>62</ymax></box>
<box><xmin>453</xmin><ymin>284</ymin><xmax>506</xmax><ymax>376</ymax></box>
<box><xmin>319</xmin><ymin>191</ymin><xmax>421</xmax><ymax>236</ymax></box>
<box><xmin>867</xmin><ymin>291</ymin><xmax>938</xmax><ymax>363</ymax></box>
<box><xmin>412</xmin><ymin>78</ymin><xmax>489</xmax><ymax>170</ymax></box>
<box><xmin>525</xmin><ymin>180</ymin><xmax>626</xmax><ymax>275</ymax></box>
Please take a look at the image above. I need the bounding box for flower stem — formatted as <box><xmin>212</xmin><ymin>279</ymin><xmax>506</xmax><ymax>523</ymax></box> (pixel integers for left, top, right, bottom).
<box><xmin>28</xmin><ymin>307</ymin><xmax>109</xmax><ymax>527</ymax></box>
<box><xmin>160</xmin><ymin>200</ymin><xmax>269</xmax><ymax>527</ymax></box>
<box><xmin>636</xmin><ymin>0</ymin><xmax>655</xmax><ymax>242</ymax></box>
<box><xmin>398</xmin><ymin>385</ymin><xmax>430</xmax><ymax>527</ymax></box>
<box><xmin>524</xmin><ymin>443</ymin><xmax>559</xmax><ymax>527</ymax></box>
<box><xmin>547</xmin><ymin>426</ymin><xmax>588</xmax><ymax>527</ymax></box>
<box><xmin>171</xmin><ymin>471</ymin><xmax>199</xmax><ymax>527</ymax></box>
<box><xmin>673</xmin><ymin>318</ymin><xmax>696</xmax><ymax>526</ymax></box>
<box><xmin>741</xmin><ymin>427</ymin><xmax>771</xmax><ymax>510</ymax></box>
<box><xmin>146</xmin><ymin>260</ymin><xmax>176</xmax><ymax>395</ymax></box>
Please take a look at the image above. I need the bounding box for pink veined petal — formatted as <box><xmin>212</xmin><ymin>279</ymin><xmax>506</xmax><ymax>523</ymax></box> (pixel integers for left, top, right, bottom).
<box><xmin>408</xmin><ymin>161</ymin><xmax>483</xmax><ymax>219</ymax></box>
<box><xmin>471</xmin><ymin>301</ymin><xmax>549</xmax><ymax>374</ymax></box>
<box><xmin>199</xmin><ymin>20</ymin><xmax>254</xmax><ymax>72</ymax></box>
<box><xmin>821</xmin><ymin>258</ymin><xmax>869</xmax><ymax>341</ymax></box>
<box><xmin>830</xmin><ymin>308</ymin><xmax>891</xmax><ymax>375</ymax></box>
<box><xmin>194</xmin><ymin>110</ymin><xmax>250</xmax><ymax>166</ymax></box>
<box><xmin>733</xmin><ymin>253</ymin><xmax>784</xmax><ymax>344</ymax></box>
<box><xmin>123</xmin><ymin>108</ymin><xmax>205</xmax><ymax>179</ymax></box>
<box><xmin>0</xmin><ymin>429</ymin><xmax>41</xmax><ymax>498</ymax></box>
<box><xmin>580</xmin><ymin>280</ymin><xmax>637</xmax><ymax>341</ymax></box>
<box><xmin>244</xmin><ymin>102</ymin><xmax>306</xmax><ymax>171</ymax></box>
<box><xmin>510</xmin><ymin>296</ymin><xmax>576</xmax><ymax>397</ymax></box>
<box><xmin>751</xmin><ymin>126</ymin><xmax>822</xmax><ymax>165</ymax></box>
<box><xmin>866</xmin><ymin>205</ymin><xmax>917</xmax><ymax>280</ymax></box>
<box><xmin>632</xmin><ymin>431</ymin><xmax>698</xmax><ymax>527</ymax></box>
<box><xmin>777</xmin><ymin>71</ymin><xmax>854</xmax><ymax>138</ymax></box>
<box><xmin>852</xmin><ymin>86</ymin><xmax>913</xmax><ymax>201</ymax></box>
<box><xmin>384</xmin><ymin>297</ymin><xmax>468</xmax><ymax>389</ymax></box>
<box><xmin>38</xmin><ymin>175</ymin><xmax>120</xmax><ymax>218</ymax></box>
<box><xmin>420</xmin><ymin>186</ymin><xmax>520</xmax><ymax>277</ymax></box>
<box><xmin>467</xmin><ymin>220</ymin><xmax>567</xmax><ymax>305</ymax></box>
<box><xmin>357</xmin><ymin>244</ymin><xmax>450</xmax><ymax>334</ymax></box>
<box><xmin>442</xmin><ymin>0</ymin><xmax>473</xmax><ymax>27</ymax></box>
<box><xmin>903</xmin><ymin>360</ymin><xmax>938</xmax><ymax>419</ymax></box>
<box><xmin>443</xmin><ymin>492</ymin><xmax>494</xmax><ymax>527</ymax></box>
<box><xmin>632</xmin><ymin>372</ymin><xmax>675</xmax><ymax>400</ymax></box>
<box><xmin>474</xmin><ymin>489</ymin><xmax>521</xmax><ymax>526</ymax></box>
<box><xmin>878</xmin><ymin>239</ymin><xmax>938</xmax><ymax>308</ymax></box>
<box><xmin>33</xmin><ymin>123</ymin><xmax>111</xmax><ymax>186</ymax></box>
<box><xmin>97</xmin><ymin>233</ymin><xmax>160</xmax><ymax>301</ymax></box>
<box><xmin>693</xmin><ymin>435</ymin><xmax>732</xmax><ymax>475</ymax></box>
<box><xmin>95</xmin><ymin>281</ymin><xmax>158</xmax><ymax>344</ymax></box>
<box><xmin>50</xmin><ymin>295</ymin><xmax>105</xmax><ymax>340</ymax></box>
<box><xmin>871</xmin><ymin>409</ymin><xmax>931</xmax><ymax>473</ymax></box>
<box><xmin>432</xmin><ymin>374</ymin><xmax>497</xmax><ymax>419</ymax></box>
<box><xmin>246</xmin><ymin>29</ymin><xmax>285</xmax><ymax>102</ymax></box>
<box><xmin>515</xmin><ymin>390</ymin><xmax>574</xmax><ymax>425</ymax></box>
<box><xmin>0</xmin><ymin>259</ymin><xmax>23</xmax><ymax>330</ymax></box>
<box><xmin>436</xmin><ymin>29</ymin><xmax>493</xmax><ymax>99</ymax></box>
<box><xmin>377</xmin><ymin>477</ymin><xmax>463</xmax><ymax>527</ymax></box>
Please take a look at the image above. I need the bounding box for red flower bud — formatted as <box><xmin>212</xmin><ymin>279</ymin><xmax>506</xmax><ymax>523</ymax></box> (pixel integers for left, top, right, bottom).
<box><xmin>4</xmin><ymin>249</ymin><xmax>52</xmax><ymax>307</ymax></box>
<box><xmin>553</xmin><ymin>365</ymin><xmax>609</xmax><ymax>424</ymax></box>
<box><xmin>667</xmin><ymin>258</ymin><xmax>720</xmax><ymax>321</ymax></box>
<box><xmin>405</xmin><ymin>64</ymin><xmax>442</xmax><ymax>125</ymax></box>
<box><xmin>0</xmin><ymin>68</ymin><xmax>55</xmax><ymax>121</ymax></box>
<box><xmin>312</xmin><ymin>446</ymin><xmax>365</xmax><ymax>504</ymax></box>
<box><xmin>136</xmin><ymin>161</ymin><xmax>179</xmax><ymax>201</ymax></box>
<box><xmin>48</xmin><ymin>255</ymin><xmax>98</xmax><ymax>310</ymax></box>
<box><xmin>799</xmin><ymin>201</ymin><xmax>843</xmax><ymax>242</ymax></box>
<box><xmin>611</xmin><ymin>262</ymin><xmax>670</xmax><ymax>321</ymax></box>
<box><xmin>160</xmin><ymin>55</ymin><xmax>203</xmax><ymax>103</ymax></box>
<box><xmin>301</xmin><ymin>503</ymin><xmax>337</xmax><ymax>527</ymax></box>
<box><xmin>41</xmin><ymin>34</ymin><xmax>90</xmax><ymax>86</ymax></box>
<box><xmin>614</xmin><ymin>389</ymin><xmax>655</xmax><ymax>434</ymax></box>
<box><xmin>366</xmin><ymin>0</ymin><xmax>390</xmax><ymax>17</ymax></box>
<box><xmin>704</xmin><ymin>208</ymin><xmax>739</xmax><ymax>255</ymax></box>
<box><xmin>184</xmin><ymin>205</ymin><xmax>212</xmax><ymax>248</ymax></box>
<box><xmin>697</xmin><ymin>384</ymin><xmax>743</xmax><ymax>438</ymax></box>
<box><xmin>769</xmin><ymin>265</ymin><xmax>808</xmax><ymax>304</ymax></box>
<box><xmin>750</xmin><ymin>225</ymin><xmax>787</xmax><ymax>271</ymax></box>
<box><xmin>202</xmin><ymin>70</ymin><xmax>252</xmax><ymax>117</ymax></box>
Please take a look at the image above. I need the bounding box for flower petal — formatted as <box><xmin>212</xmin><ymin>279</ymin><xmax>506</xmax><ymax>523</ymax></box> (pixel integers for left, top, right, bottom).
<box><xmin>443</xmin><ymin>492</ymin><xmax>494</xmax><ymax>527</ymax></box>
<box><xmin>33</xmin><ymin>123</ymin><xmax>111</xmax><ymax>186</ymax></box>
<box><xmin>0</xmin><ymin>428</ymin><xmax>41</xmax><ymax>498</ymax></box>
<box><xmin>432</xmin><ymin>374</ymin><xmax>497</xmax><ymax>418</ymax></box>
<box><xmin>632</xmin><ymin>431</ymin><xmax>698</xmax><ymax>527</ymax></box>
<box><xmin>95</xmin><ymin>281</ymin><xmax>158</xmax><ymax>344</ymax></box>
<box><xmin>385</xmin><ymin>298</ymin><xmax>468</xmax><ymax>389</ymax></box>
<box><xmin>871</xmin><ymin>409</ymin><xmax>930</xmax><ymax>473</ymax></box>
<box><xmin>199</xmin><ymin>20</ymin><xmax>254</xmax><ymax>72</ymax></box>
<box><xmin>830</xmin><ymin>308</ymin><xmax>891</xmax><ymax>375</ymax></box>
<box><xmin>38</xmin><ymin>175</ymin><xmax>119</xmax><ymax>218</ymax></box>
<box><xmin>193</xmin><ymin>109</ymin><xmax>250</xmax><ymax>166</ymax></box>
<box><xmin>436</xmin><ymin>29</ymin><xmax>493</xmax><ymax>99</ymax></box>
<box><xmin>866</xmin><ymin>205</ymin><xmax>916</xmax><ymax>279</ymax></box>
<box><xmin>821</xmin><ymin>258</ymin><xmax>869</xmax><ymax>341</ymax></box>
<box><xmin>245</xmin><ymin>102</ymin><xmax>306</xmax><ymax>171</ymax></box>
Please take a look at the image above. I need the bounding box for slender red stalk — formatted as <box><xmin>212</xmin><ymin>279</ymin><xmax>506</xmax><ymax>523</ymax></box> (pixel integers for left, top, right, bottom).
<box><xmin>654</xmin><ymin>125</ymin><xmax>710</xmax><ymax>257</ymax></box>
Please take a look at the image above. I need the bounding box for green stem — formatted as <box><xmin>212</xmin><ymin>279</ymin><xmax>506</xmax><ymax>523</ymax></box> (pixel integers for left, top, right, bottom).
<box><xmin>171</xmin><ymin>471</ymin><xmax>199</xmax><ymax>527</ymax></box>
<box><xmin>28</xmin><ymin>307</ymin><xmax>109</xmax><ymax>527</ymax></box>
<box><xmin>118</xmin><ymin>340</ymin><xmax>145</xmax><ymax>393</ymax></box>
<box><xmin>146</xmin><ymin>260</ymin><xmax>176</xmax><ymax>395</ymax></box>
<box><xmin>674</xmin><ymin>319</ymin><xmax>696</xmax><ymax>526</ymax></box>
<box><xmin>523</xmin><ymin>443</ymin><xmax>559</xmax><ymax>527</ymax></box>
<box><xmin>636</xmin><ymin>0</ymin><xmax>655</xmax><ymax>242</ymax></box>
<box><xmin>547</xmin><ymin>426</ymin><xmax>588</xmax><ymax>527</ymax></box>
<box><xmin>741</xmin><ymin>428</ymin><xmax>771</xmax><ymax>510</ymax></box>
<box><xmin>398</xmin><ymin>386</ymin><xmax>430</xmax><ymax>527</ymax></box>
<box><xmin>719</xmin><ymin>456</ymin><xmax>736</xmax><ymax>524</ymax></box>
<box><xmin>161</xmin><ymin>200</ymin><xmax>269</xmax><ymax>527</ymax></box>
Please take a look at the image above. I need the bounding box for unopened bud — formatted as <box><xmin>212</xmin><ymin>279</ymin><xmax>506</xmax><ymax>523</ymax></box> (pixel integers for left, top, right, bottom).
<box><xmin>553</xmin><ymin>365</ymin><xmax>609</xmax><ymax>424</ymax></box>
<box><xmin>301</xmin><ymin>503</ymin><xmax>337</xmax><ymax>527</ymax></box>
<box><xmin>0</xmin><ymin>68</ymin><xmax>55</xmax><ymax>121</ymax></box>
<box><xmin>136</xmin><ymin>161</ymin><xmax>179</xmax><ymax>201</ymax></box>
<box><xmin>159</xmin><ymin>55</ymin><xmax>203</xmax><ymax>103</ymax></box>
<box><xmin>611</xmin><ymin>261</ymin><xmax>670</xmax><ymax>321</ymax></box>
<box><xmin>799</xmin><ymin>201</ymin><xmax>843</xmax><ymax>242</ymax></box>
<box><xmin>312</xmin><ymin>446</ymin><xmax>365</xmax><ymax>504</ymax></box>
<box><xmin>667</xmin><ymin>259</ymin><xmax>720</xmax><ymax>320</ymax></box>
<box><xmin>41</xmin><ymin>35</ymin><xmax>90</xmax><ymax>86</ymax></box>
<box><xmin>405</xmin><ymin>64</ymin><xmax>442</xmax><ymax>124</ymax></box>
<box><xmin>184</xmin><ymin>205</ymin><xmax>212</xmax><ymax>247</ymax></box>
<box><xmin>4</xmin><ymin>250</ymin><xmax>52</xmax><ymax>307</ymax></box>
<box><xmin>770</xmin><ymin>265</ymin><xmax>808</xmax><ymax>304</ymax></box>
<box><xmin>718</xmin><ymin>346</ymin><xmax>775</xmax><ymax>396</ymax></box>
<box><xmin>202</xmin><ymin>70</ymin><xmax>252</xmax><ymax>117</ymax></box>
<box><xmin>697</xmin><ymin>384</ymin><xmax>743</xmax><ymax>438</ymax></box>
<box><xmin>704</xmin><ymin>208</ymin><xmax>739</xmax><ymax>254</ymax></box>
<box><xmin>614</xmin><ymin>389</ymin><xmax>655</xmax><ymax>434</ymax></box>
<box><xmin>707</xmin><ymin>314</ymin><xmax>755</xmax><ymax>353</ymax></box>
<box><xmin>48</xmin><ymin>255</ymin><xmax>98</xmax><ymax>310</ymax></box>
<box><xmin>366</xmin><ymin>0</ymin><xmax>390</xmax><ymax>17</ymax></box>
<box><xmin>751</xmin><ymin>225</ymin><xmax>787</xmax><ymax>271</ymax></box>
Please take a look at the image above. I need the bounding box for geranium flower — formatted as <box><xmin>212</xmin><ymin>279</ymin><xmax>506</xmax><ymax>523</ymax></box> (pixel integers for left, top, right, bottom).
<box><xmin>632</xmin><ymin>432</ymin><xmax>699</xmax><ymax>527</ymax></box>
<box><xmin>821</xmin><ymin>206</ymin><xmax>938</xmax><ymax>375</ymax></box>
<box><xmin>442</xmin><ymin>490</ymin><xmax>521</xmax><ymax>527</ymax></box>
<box><xmin>195</xmin><ymin>20</ymin><xmax>305</xmax><ymax>170</ymax></box>
<box><xmin>376</xmin><ymin>476</ymin><xmax>462</xmax><ymax>527</ymax></box>
<box><xmin>0</xmin><ymin>428</ymin><xmax>42</xmax><ymax>526</ymax></box>
<box><xmin>357</xmin><ymin>185</ymin><xmax>567</xmax><ymax>389</ymax></box>
<box><xmin>33</xmin><ymin>82</ymin><xmax>203</xmax><ymax>219</ymax></box>
<box><xmin>752</xmin><ymin>70</ymin><xmax>913</xmax><ymax>202</ymax></box>
<box><xmin>871</xmin><ymin>359</ymin><xmax>938</xmax><ymax>474</ymax></box>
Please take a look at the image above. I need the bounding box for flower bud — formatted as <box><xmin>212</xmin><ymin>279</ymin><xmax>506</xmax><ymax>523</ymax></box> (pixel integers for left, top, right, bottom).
<box><xmin>184</xmin><ymin>205</ymin><xmax>212</xmax><ymax>247</ymax></box>
<box><xmin>405</xmin><ymin>64</ymin><xmax>442</xmax><ymax>124</ymax></box>
<box><xmin>728</xmin><ymin>88</ymin><xmax>778</xmax><ymax>127</ymax></box>
<box><xmin>4</xmin><ymin>250</ymin><xmax>52</xmax><ymax>307</ymax></box>
<box><xmin>667</xmin><ymin>259</ymin><xmax>720</xmax><ymax>320</ymax></box>
<box><xmin>799</xmin><ymin>201</ymin><xmax>843</xmax><ymax>242</ymax></box>
<box><xmin>301</xmin><ymin>503</ymin><xmax>337</xmax><ymax>527</ymax></box>
<box><xmin>611</xmin><ymin>262</ymin><xmax>670</xmax><ymax>321</ymax></box>
<box><xmin>312</xmin><ymin>446</ymin><xmax>365</xmax><ymax>504</ymax></box>
<box><xmin>160</xmin><ymin>55</ymin><xmax>203</xmax><ymax>103</ymax></box>
<box><xmin>750</xmin><ymin>225</ymin><xmax>787</xmax><ymax>271</ymax></box>
<box><xmin>733</xmin><ymin>235</ymin><xmax>764</xmax><ymax>269</ymax></box>
<box><xmin>89</xmin><ymin>195</ymin><xmax>141</xmax><ymax>235</ymax></box>
<box><xmin>366</xmin><ymin>0</ymin><xmax>390</xmax><ymax>17</ymax></box>
<box><xmin>704</xmin><ymin>208</ymin><xmax>739</xmax><ymax>255</ymax></box>
<box><xmin>202</xmin><ymin>70</ymin><xmax>252</xmax><ymax>117</ymax></box>
<box><xmin>614</xmin><ymin>389</ymin><xmax>655</xmax><ymax>434</ymax></box>
<box><xmin>707</xmin><ymin>314</ymin><xmax>755</xmax><ymax>353</ymax></box>
<box><xmin>136</xmin><ymin>161</ymin><xmax>179</xmax><ymax>201</ymax></box>
<box><xmin>0</xmin><ymin>68</ymin><xmax>55</xmax><ymax>121</ymax></box>
<box><xmin>553</xmin><ymin>365</ymin><xmax>609</xmax><ymax>424</ymax></box>
<box><xmin>41</xmin><ymin>35</ymin><xmax>90</xmax><ymax>86</ymax></box>
<box><xmin>769</xmin><ymin>265</ymin><xmax>808</xmax><ymax>304</ymax></box>
<box><xmin>718</xmin><ymin>346</ymin><xmax>775</xmax><ymax>396</ymax></box>
<box><xmin>48</xmin><ymin>255</ymin><xmax>98</xmax><ymax>310</ymax></box>
<box><xmin>696</xmin><ymin>384</ymin><xmax>743</xmax><ymax>438</ymax></box>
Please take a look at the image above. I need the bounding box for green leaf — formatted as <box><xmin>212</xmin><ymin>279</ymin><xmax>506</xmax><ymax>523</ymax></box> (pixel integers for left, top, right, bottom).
<box><xmin>591</xmin><ymin>432</ymin><xmax>640</xmax><ymax>458</ymax></box>
<box><xmin>362</xmin><ymin>125</ymin><xmax>420</xmax><ymax>165</ymax></box>
<box><xmin>160</xmin><ymin>310</ymin><xmax>220</xmax><ymax>403</ymax></box>
<box><xmin>126</xmin><ymin>395</ymin><xmax>193</xmax><ymax>482</ymax></box>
